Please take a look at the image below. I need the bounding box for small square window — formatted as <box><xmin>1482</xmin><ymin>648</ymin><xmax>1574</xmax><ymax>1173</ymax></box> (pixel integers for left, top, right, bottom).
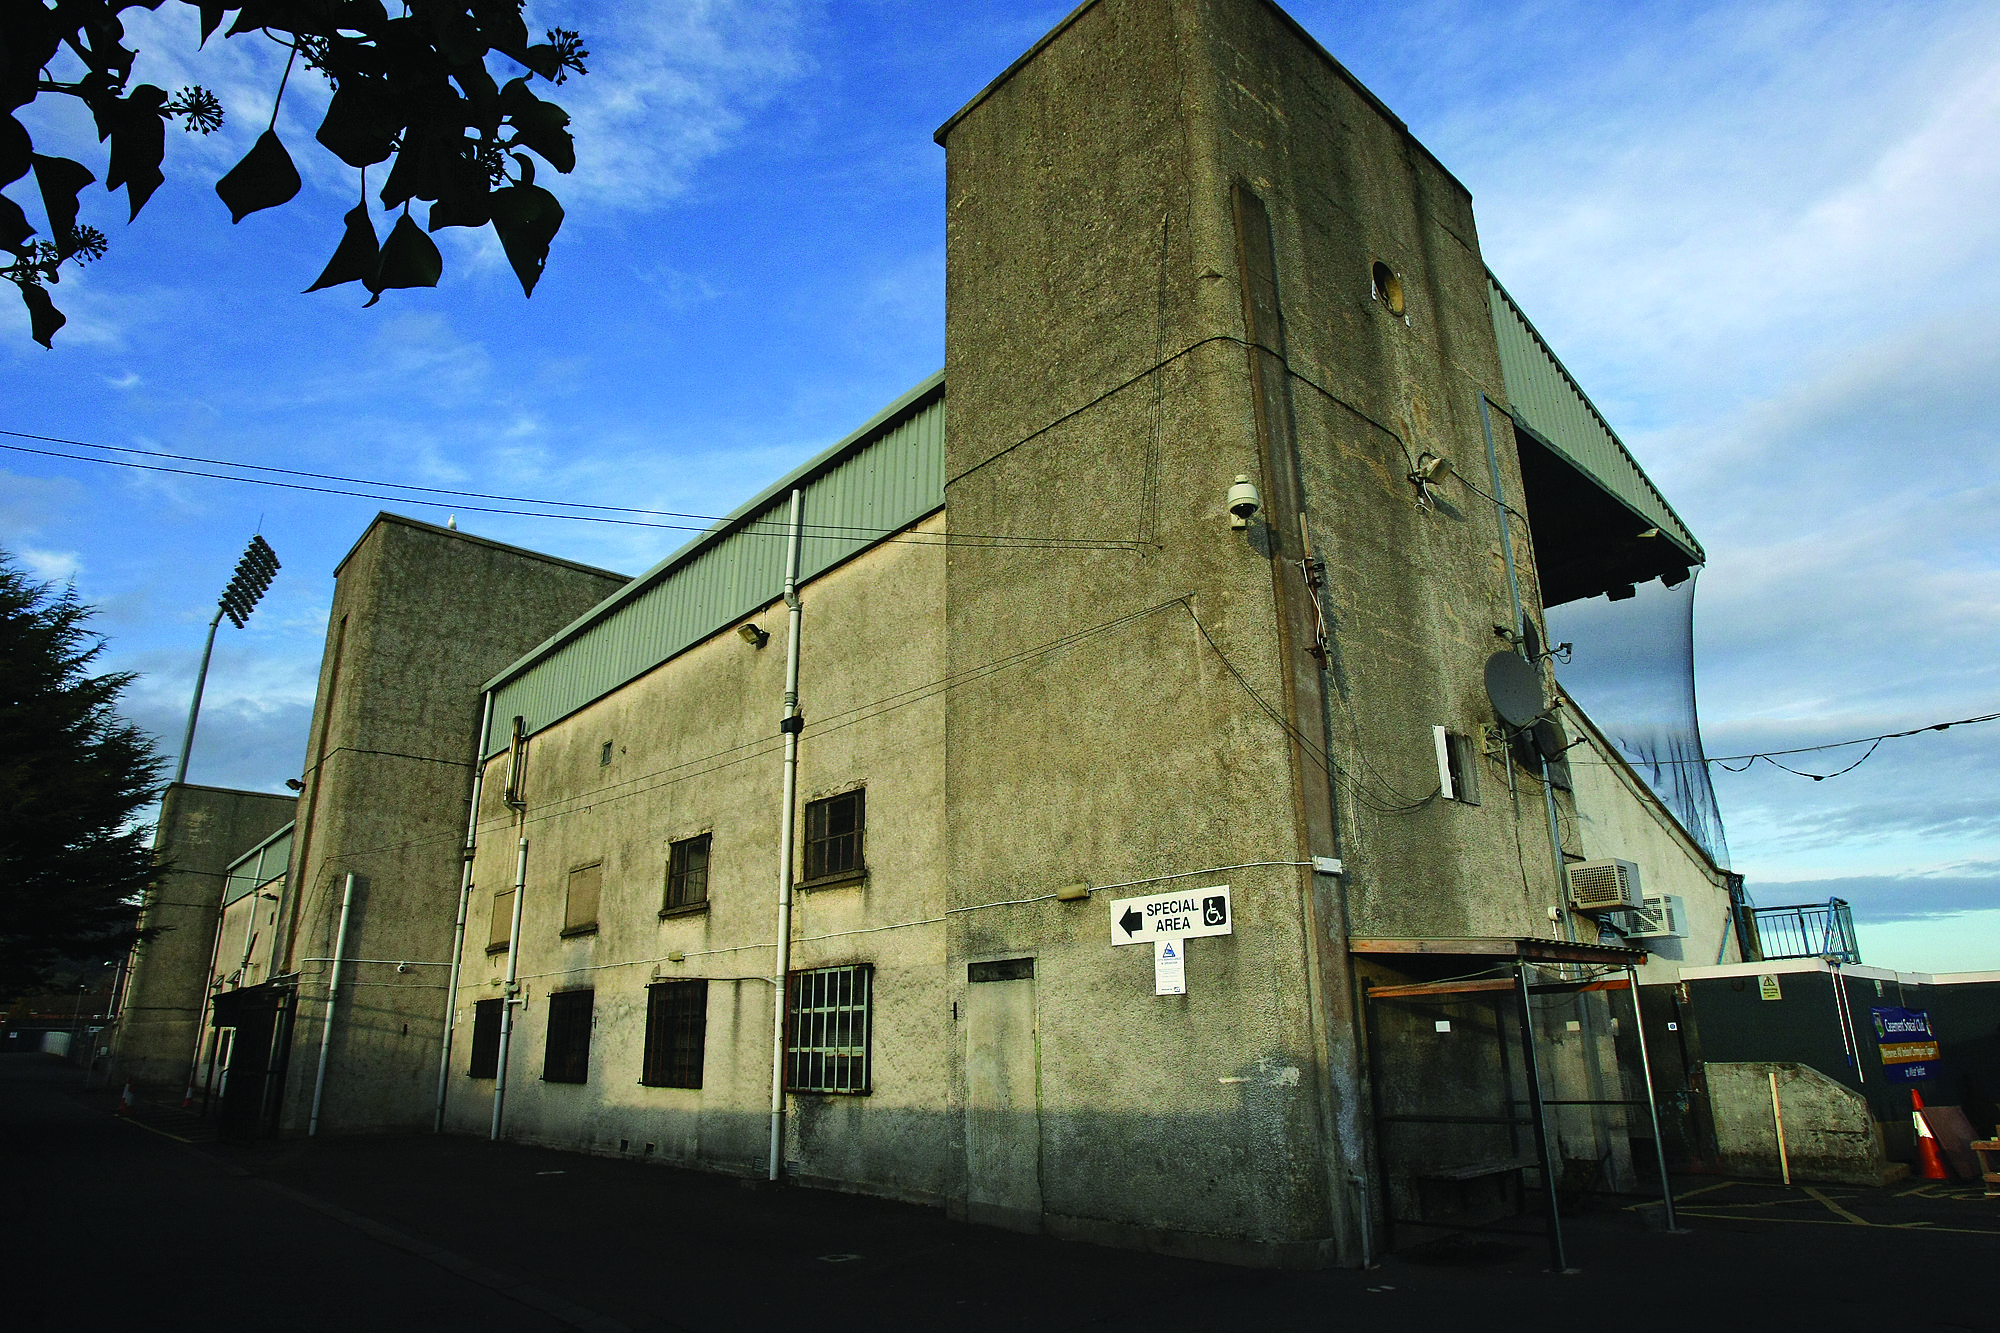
<box><xmin>804</xmin><ymin>789</ymin><xmax>864</xmax><ymax>883</ymax></box>
<box><xmin>563</xmin><ymin>861</ymin><xmax>601</xmax><ymax>936</ymax></box>
<box><xmin>642</xmin><ymin>979</ymin><xmax>708</xmax><ymax>1088</ymax></box>
<box><xmin>543</xmin><ymin>988</ymin><xmax>593</xmax><ymax>1084</ymax></box>
<box><xmin>468</xmin><ymin>998</ymin><xmax>502</xmax><ymax>1078</ymax></box>
<box><xmin>665</xmin><ymin>834</ymin><xmax>711</xmax><ymax>910</ymax></box>
<box><xmin>487</xmin><ymin>888</ymin><xmax>514</xmax><ymax>953</ymax></box>
<box><xmin>786</xmin><ymin>964</ymin><xmax>871</xmax><ymax>1094</ymax></box>
<box><xmin>600</xmin><ymin>740</ymin><xmax>614</xmax><ymax>766</ymax></box>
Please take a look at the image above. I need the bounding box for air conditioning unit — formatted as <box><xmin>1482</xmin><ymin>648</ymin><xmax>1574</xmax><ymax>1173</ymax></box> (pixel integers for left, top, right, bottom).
<box><xmin>1567</xmin><ymin>858</ymin><xmax>1642</xmax><ymax>913</ymax></box>
<box><xmin>1625</xmin><ymin>893</ymin><xmax>1686</xmax><ymax>940</ymax></box>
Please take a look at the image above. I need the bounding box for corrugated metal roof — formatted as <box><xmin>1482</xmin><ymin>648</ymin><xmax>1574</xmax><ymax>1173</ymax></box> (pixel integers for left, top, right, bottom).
<box><xmin>483</xmin><ymin>373</ymin><xmax>946</xmax><ymax>753</ymax></box>
<box><xmin>1488</xmin><ymin>273</ymin><xmax>1703</xmax><ymax>565</ymax></box>
<box><xmin>223</xmin><ymin>822</ymin><xmax>293</xmax><ymax>906</ymax></box>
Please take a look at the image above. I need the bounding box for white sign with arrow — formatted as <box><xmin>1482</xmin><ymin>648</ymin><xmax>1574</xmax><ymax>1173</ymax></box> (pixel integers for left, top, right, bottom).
<box><xmin>1109</xmin><ymin>885</ymin><xmax>1232</xmax><ymax>945</ymax></box>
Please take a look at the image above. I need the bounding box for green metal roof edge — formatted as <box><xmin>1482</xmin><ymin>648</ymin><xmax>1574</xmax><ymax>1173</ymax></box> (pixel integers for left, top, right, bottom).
<box><xmin>1486</xmin><ymin>270</ymin><xmax>1705</xmax><ymax>566</ymax></box>
<box><xmin>481</xmin><ymin>369</ymin><xmax>948</xmax><ymax>697</ymax></box>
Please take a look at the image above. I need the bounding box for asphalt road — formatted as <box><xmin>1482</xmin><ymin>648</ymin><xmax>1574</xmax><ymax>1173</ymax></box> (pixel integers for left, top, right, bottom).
<box><xmin>6</xmin><ymin>1055</ymin><xmax>1993</xmax><ymax>1332</ymax></box>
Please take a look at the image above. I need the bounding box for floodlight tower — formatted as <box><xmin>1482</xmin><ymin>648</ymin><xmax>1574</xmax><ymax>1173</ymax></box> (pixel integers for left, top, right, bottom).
<box><xmin>173</xmin><ymin>535</ymin><xmax>281</xmax><ymax>785</ymax></box>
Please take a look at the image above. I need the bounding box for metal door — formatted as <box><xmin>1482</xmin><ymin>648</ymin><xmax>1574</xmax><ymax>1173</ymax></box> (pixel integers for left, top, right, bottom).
<box><xmin>964</xmin><ymin>959</ymin><xmax>1042</xmax><ymax>1231</ymax></box>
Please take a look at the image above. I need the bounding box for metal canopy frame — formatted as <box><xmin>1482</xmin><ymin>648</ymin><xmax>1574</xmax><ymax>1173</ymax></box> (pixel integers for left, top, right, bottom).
<box><xmin>1354</xmin><ymin>938</ymin><xmax>1678</xmax><ymax>1270</ymax></box>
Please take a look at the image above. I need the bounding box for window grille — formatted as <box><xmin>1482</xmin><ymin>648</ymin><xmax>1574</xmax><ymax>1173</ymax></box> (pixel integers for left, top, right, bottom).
<box><xmin>642</xmin><ymin>979</ymin><xmax>708</xmax><ymax>1088</ymax></box>
<box><xmin>543</xmin><ymin>989</ymin><xmax>593</xmax><ymax>1084</ymax></box>
<box><xmin>786</xmin><ymin>964</ymin><xmax>872</xmax><ymax>1094</ymax></box>
<box><xmin>563</xmin><ymin>861</ymin><xmax>601</xmax><ymax>936</ymax></box>
<box><xmin>468</xmin><ymin>998</ymin><xmax>501</xmax><ymax>1078</ymax></box>
<box><xmin>804</xmin><ymin>789</ymin><xmax>864</xmax><ymax>881</ymax></box>
<box><xmin>664</xmin><ymin>834</ymin><xmax>711</xmax><ymax>910</ymax></box>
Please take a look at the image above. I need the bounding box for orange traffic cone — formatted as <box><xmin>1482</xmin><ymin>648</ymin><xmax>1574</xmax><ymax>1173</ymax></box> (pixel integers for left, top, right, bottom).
<box><xmin>1911</xmin><ymin>1088</ymin><xmax>1950</xmax><ymax>1181</ymax></box>
<box><xmin>182</xmin><ymin>1083</ymin><xmax>195</xmax><ymax>1110</ymax></box>
<box><xmin>115</xmin><ymin>1081</ymin><xmax>134</xmax><ymax>1117</ymax></box>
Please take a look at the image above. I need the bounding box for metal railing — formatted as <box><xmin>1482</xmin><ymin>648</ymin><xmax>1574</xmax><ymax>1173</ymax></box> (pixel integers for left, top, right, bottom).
<box><xmin>1747</xmin><ymin>898</ymin><xmax>1860</xmax><ymax>964</ymax></box>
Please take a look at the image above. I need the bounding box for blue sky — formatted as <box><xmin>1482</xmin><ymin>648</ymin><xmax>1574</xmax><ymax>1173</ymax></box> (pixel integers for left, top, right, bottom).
<box><xmin>5</xmin><ymin>1</ymin><xmax>1996</xmax><ymax>971</ymax></box>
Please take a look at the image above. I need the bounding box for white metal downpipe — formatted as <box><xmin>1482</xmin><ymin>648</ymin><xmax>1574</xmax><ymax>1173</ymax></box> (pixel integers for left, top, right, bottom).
<box><xmin>768</xmin><ymin>488</ymin><xmax>806</xmax><ymax>1181</ymax></box>
<box><xmin>490</xmin><ymin>838</ymin><xmax>529</xmax><ymax>1141</ymax></box>
<box><xmin>436</xmin><ymin>690</ymin><xmax>495</xmax><ymax>1131</ymax></box>
<box><xmin>307</xmin><ymin>872</ymin><xmax>355</xmax><ymax>1136</ymax></box>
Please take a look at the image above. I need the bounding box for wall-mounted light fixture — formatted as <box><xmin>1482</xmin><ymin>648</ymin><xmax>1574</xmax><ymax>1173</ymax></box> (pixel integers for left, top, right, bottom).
<box><xmin>738</xmin><ymin>623</ymin><xmax>770</xmax><ymax>649</ymax></box>
<box><xmin>284</xmin><ymin>778</ymin><xmax>304</xmax><ymax>792</ymax></box>
<box><xmin>1227</xmin><ymin>475</ymin><xmax>1262</xmax><ymax>529</ymax></box>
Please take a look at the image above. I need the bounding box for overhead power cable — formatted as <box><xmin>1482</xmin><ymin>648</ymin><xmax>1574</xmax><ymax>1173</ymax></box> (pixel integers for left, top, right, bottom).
<box><xmin>0</xmin><ymin>430</ymin><xmax>1139</xmax><ymax>553</ymax></box>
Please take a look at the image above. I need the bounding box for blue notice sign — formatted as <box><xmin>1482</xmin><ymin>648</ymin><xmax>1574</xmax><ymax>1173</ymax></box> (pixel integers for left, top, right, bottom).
<box><xmin>1871</xmin><ymin>1007</ymin><xmax>1941</xmax><ymax>1084</ymax></box>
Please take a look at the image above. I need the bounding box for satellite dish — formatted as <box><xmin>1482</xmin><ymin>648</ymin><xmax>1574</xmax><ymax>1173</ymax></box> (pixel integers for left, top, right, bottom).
<box><xmin>1531</xmin><ymin>717</ymin><xmax>1568</xmax><ymax>762</ymax></box>
<box><xmin>1522</xmin><ymin>619</ymin><xmax>1543</xmax><ymax>663</ymax></box>
<box><xmin>1484</xmin><ymin>651</ymin><xmax>1545</xmax><ymax>728</ymax></box>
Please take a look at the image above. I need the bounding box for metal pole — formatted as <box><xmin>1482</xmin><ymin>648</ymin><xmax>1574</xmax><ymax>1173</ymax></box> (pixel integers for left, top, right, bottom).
<box><xmin>1623</xmin><ymin>964</ymin><xmax>1679</xmax><ymax>1230</ymax></box>
<box><xmin>769</xmin><ymin>488</ymin><xmax>805</xmax><ymax>1182</ymax></box>
<box><xmin>436</xmin><ymin>691</ymin><xmax>494</xmax><ymax>1131</ymax></box>
<box><xmin>307</xmin><ymin>873</ymin><xmax>355</xmax><ymax>1136</ymax></box>
<box><xmin>173</xmin><ymin>609</ymin><xmax>225</xmax><ymax>785</ymax></box>
<box><xmin>1514</xmin><ymin>959</ymin><xmax>1569</xmax><ymax>1271</ymax></box>
<box><xmin>1769</xmin><ymin>1071</ymin><xmax>1791</xmax><ymax>1185</ymax></box>
<box><xmin>490</xmin><ymin>838</ymin><xmax>528</xmax><ymax>1141</ymax></box>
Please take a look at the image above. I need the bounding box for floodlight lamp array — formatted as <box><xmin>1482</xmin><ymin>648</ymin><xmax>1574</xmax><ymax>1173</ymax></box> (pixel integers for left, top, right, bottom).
<box><xmin>220</xmin><ymin>535</ymin><xmax>280</xmax><ymax>628</ymax></box>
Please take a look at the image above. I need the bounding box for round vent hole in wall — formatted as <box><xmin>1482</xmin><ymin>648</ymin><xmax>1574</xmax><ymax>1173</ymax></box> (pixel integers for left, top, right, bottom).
<box><xmin>1372</xmin><ymin>261</ymin><xmax>1405</xmax><ymax>316</ymax></box>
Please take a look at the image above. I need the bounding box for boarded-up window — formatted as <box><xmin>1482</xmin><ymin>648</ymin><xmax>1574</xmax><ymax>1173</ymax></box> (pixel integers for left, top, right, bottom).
<box><xmin>642</xmin><ymin>979</ymin><xmax>708</xmax><ymax>1088</ymax></box>
<box><xmin>487</xmin><ymin>888</ymin><xmax>514</xmax><ymax>953</ymax></box>
<box><xmin>785</xmin><ymin>964</ymin><xmax>871</xmax><ymax>1094</ymax></box>
<box><xmin>468</xmin><ymin>998</ymin><xmax>502</xmax><ymax>1078</ymax></box>
<box><xmin>664</xmin><ymin>834</ymin><xmax>710</xmax><ymax>910</ymax></box>
<box><xmin>804</xmin><ymin>789</ymin><xmax>864</xmax><ymax>882</ymax></box>
<box><xmin>563</xmin><ymin>861</ymin><xmax>601</xmax><ymax>936</ymax></box>
<box><xmin>543</xmin><ymin>989</ymin><xmax>592</xmax><ymax>1084</ymax></box>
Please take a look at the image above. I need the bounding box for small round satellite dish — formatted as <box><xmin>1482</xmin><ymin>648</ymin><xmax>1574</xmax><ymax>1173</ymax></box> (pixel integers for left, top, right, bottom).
<box><xmin>1531</xmin><ymin>717</ymin><xmax>1567</xmax><ymax>762</ymax></box>
<box><xmin>1484</xmin><ymin>652</ymin><xmax>1545</xmax><ymax>728</ymax></box>
<box><xmin>1523</xmin><ymin>619</ymin><xmax>1543</xmax><ymax>664</ymax></box>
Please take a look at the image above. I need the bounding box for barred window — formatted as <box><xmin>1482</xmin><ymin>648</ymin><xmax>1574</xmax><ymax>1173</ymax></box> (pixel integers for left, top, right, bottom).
<box><xmin>804</xmin><ymin>789</ymin><xmax>864</xmax><ymax>882</ymax></box>
<box><xmin>543</xmin><ymin>989</ymin><xmax>593</xmax><ymax>1084</ymax></box>
<box><xmin>786</xmin><ymin>964</ymin><xmax>872</xmax><ymax>1094</ymax></box>
<box><xmin>468</xmin><ymin>998</ymin><xmax>501</xmax><ymax>1078</ymax></box>
<box><xmin>563</xmin><ymin>861</ymin><xmax>601</xmax><ymax>936</ymax></box>
<box><xmin>642</xmin><ymin>979</ymin><xmax>708</xmax><ymax>1088</ymax></box>
<box><xmin>664</xmin><ymin>834</ymin><xmax>711</xmax><ymax>911</ymax></box>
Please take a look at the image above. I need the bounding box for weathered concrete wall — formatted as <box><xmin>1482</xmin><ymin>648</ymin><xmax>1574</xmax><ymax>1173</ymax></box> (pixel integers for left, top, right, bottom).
<box><xmin>276</xmin><ymin>516</ymin><xmax>627</xmax><ymax>1135</ymax></box>
<box><xmin>1707</xmin><ymin>1060</ymin><xmax>1892</xmax><ymax>1186</ymax></box>
<box><xmin>1562</xmin><ymin>699</ymin><xmax>1737</xmax><ymax>978</ymax></box>
<box><xmin>446</xmin><ymin>511</ymin><xmax>949</xmax><ymax>1204</ymax></box>
<box><xmin>936</xmin><ymin>0</ymin><xmax>1573</xmax><ymax>1265</ymax></box>
<box><xmin>115</xmin><ymin>784</ymin><xmax>294</xmax><ymax>1089</ymax></box>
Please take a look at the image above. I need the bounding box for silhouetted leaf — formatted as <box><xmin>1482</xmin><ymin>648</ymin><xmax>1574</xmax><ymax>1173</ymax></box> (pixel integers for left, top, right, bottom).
<box><xmin>32</xmin><ymin>156</ymin><xmax>96</xmax><ymax>259</ymax></box>
<box><xmin>426</xmin><ymin>152</ymin><xmax>493</xmax><ymax>231</ymax></box>
<box><xmin>499</xmin><ymin>79</ymin><xmax>573</xmax><ymax>173</ymax></box>
<box><xmin>215</xmin><ymin>129</ymin><xmax>302</xmax><ymax>223</ymax></box>
<box><xmin>0</xmin><ymin>115</ymin><xmax>29</xmax><ymax>187</ymax></box>
<box><xmin>364</xmin><ymin>212</ymin><xmax>441</xmax><ymax>304</ymax></box>
<box><xmin>198</xmin><ymin>4</ymin><xmax>226</xmax><ymax>44</ymax></box>
<box><xmin>316</xmin><ymin>79</ymin><xmax>400</xmax><ymax>168</ymax></box>
<box><xmin>489</xmin><ymin>180</ymin><xmax>562</xmax><ymax>296</ymax></box>
<box><xmin>0</xmin><ymin>194</ymin><xmax>32</xmax><ymax>252</ymax></box>
<box><xmin>17</xmin><ymin>279</ymin><xmax>64</xmax><ymax>348</ymax></box>
<box><xmin>100</xmin><ymin>86</ymin><xmax>168</xmax><ymax>218</ymax></box>
<box><xmin>304</xmin><ymin>203</ymin><xmax>380</xmax><ymax>293</ymax></box>
<box><xmin>519</xmin><ymin>44</ymin><xmax>562</xmax><ymax>81</ymax></box>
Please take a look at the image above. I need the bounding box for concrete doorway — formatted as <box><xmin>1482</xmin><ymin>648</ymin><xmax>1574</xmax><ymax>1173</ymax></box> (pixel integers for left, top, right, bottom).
<box><xmin>964</xmin><ymin>957</ymin><xmax>1042</xmax><ymax>1231</ymax></box>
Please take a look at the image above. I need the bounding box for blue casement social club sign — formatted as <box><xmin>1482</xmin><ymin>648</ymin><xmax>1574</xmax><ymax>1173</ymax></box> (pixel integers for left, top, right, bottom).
<box><xmin>1871</xmin><ymin>1007</ymin><xmax>1941</xmax><ymax>1084</ymax></box>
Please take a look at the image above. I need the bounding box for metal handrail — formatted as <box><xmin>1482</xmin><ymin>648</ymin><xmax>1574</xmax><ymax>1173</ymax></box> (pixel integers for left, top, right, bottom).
<box><xmin>1748</xmin><ymin>898</ymin><xmax>1860</xmax><ymax>964</ymax></box>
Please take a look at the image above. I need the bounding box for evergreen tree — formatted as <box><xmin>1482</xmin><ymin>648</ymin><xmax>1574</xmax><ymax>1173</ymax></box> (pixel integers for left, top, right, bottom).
<box><xmin>0</xmin><ymin>550</ymin><xmax>164</xmax><ymax>992</ymax></box>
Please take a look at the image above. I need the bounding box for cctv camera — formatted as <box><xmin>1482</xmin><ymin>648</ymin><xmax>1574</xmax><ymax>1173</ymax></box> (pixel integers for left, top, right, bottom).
<box><xmin>1227</xmin><ymin>475</ymin><xmax>1262</xmax><ymax>528</ymax></box>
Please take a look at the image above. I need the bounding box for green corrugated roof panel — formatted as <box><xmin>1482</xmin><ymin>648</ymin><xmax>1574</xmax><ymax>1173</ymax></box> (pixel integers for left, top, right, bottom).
<box><xmin>223</xmin><ymin>822</ymin><xmax>293</xmax><ymax>906</ymax></box>
<box><xmin>483</xmin><ymin>373</ymin><xmax>946</xmax><ymax>754</ymax></box>
<box><xmin>1487</xmin><ymin>273</ymin><xmax>1703</xmax><ymax>565</ymax></box>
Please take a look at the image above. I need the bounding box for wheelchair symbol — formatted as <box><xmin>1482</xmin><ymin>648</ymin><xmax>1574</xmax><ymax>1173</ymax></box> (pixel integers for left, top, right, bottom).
<box><xmin>1202</xmin><ymin>895</ymin><xmax>1227</xmax><ymax>927</ymax></box>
